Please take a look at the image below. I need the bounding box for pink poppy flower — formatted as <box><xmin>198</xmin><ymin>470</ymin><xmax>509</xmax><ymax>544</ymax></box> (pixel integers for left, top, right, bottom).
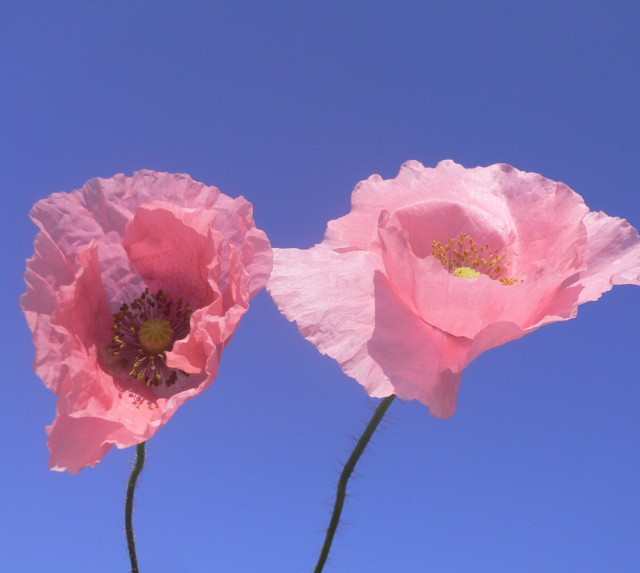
<box><xmin>268</xmin><ymin>160</ymin><xmax>640</xmax><ymax>417</ymax></box>
<box><xmin>22</xmin><ymin>171</ymin><xmax>272</xmax><ymax>473</ymax></box>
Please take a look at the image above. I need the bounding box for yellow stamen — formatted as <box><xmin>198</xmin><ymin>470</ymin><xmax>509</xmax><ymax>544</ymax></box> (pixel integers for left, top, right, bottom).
<box><xmin>432</xmin><ymin>233</ymin><xmax>519</xmax><ymax>285</ymax></box>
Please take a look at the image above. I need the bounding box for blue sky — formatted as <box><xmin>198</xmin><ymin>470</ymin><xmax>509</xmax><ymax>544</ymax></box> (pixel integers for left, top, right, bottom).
<box><xmin>2</xmin><ymin>1</ymin><xmax>639</xmax><ymax>571</ymax></box>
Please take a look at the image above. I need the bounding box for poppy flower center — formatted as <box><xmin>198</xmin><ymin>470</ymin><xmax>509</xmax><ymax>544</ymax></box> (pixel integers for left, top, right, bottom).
<box><xmin>431</xmin><ymin>234</ymin><xmax>518</xmax><ymax>285</ymax></box>
<box><xmin>109</xmin><ymin>289</ymin><xmax>192</xmax><ymax>387</ymax></box>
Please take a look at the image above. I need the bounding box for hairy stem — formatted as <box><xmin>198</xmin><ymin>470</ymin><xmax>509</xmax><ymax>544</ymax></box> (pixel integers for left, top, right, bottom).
<box><xmin>125</xmin><ymin>442</ymin><xmax>146</xmax><ymax>573</ymax></box>
<box><xmin>314</xmin><ymin>395</ymin><xmax>396</xmax><ymax>572</ymax></box>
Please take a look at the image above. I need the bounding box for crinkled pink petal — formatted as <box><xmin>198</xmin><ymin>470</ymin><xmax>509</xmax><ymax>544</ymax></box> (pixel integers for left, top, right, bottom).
<box><xmin>490</xmin><ymin>167</ymin><xmax>589</xmax><ymax>276</ymax></box>
<box><xmin>124</xmin><ymin>203</ymin><xmax>218</xmax><ymax>311</ymax></box>
<box><xmin>268</xmin><ymin>246</ymin><xmax>394</xmax><ymax>398</ymax></box>
<box><xmin>22</xmin><ymin>171</ymin><xmax>272</xmax><ymax>472</ymax></box>
<box><xmin>166</xmin><ymin>251</ymin><xmax>250</xmax><ymax>381</ymax></box>
<box><xmin>47</xmin><ymin>416</ymin><xmax>120</xmax><ymax>474</ymax></box>
<box><xmin>576</xmin><ymin>211</ymin><xmax>640</xmax><ymax>302</ymax></box>
<box><xmin>325</xmin><ymin>160</ymin><xmax>524</xmax><ymax>253</ymax></box>
<box><xmin>203</xmin><ymin>193</ymin><xmax>274</xmax><ymax>299</ymax></box>
<box><xmin>385</xmin><ymin>198</ymin><xmax>515</xmax><ymax>259</ymax></box>
<box><xmin>269</xmin><ymin>160</ymin><xmax>640</xmax><ymax>417</ymax></box>
<box><xmin>368</xmin><ymin>272</ymin><xmax>470</xmax><ymax>417</ymax></box>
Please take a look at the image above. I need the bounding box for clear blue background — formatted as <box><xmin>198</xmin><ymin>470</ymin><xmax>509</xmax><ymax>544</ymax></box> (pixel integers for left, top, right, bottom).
<box><xmin>2</xmin><ymin>1</ymin><xmax>639</xmax><ymax>572</ymax></box>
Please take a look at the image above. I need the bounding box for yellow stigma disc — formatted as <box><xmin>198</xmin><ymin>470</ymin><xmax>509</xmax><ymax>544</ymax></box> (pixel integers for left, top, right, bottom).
<box><xmin>453</xmin><ymin>266</ymin><xmax>481</xmax><ymax>279</ymax></box>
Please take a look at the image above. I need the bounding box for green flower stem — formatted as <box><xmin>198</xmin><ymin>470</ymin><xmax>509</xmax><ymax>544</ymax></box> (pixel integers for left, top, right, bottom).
<box><xmin>314</xmin><ymin>395</ymin><xmax>396</xmax><ymax>573</ymax></box>
<box><xmin>125</xmin><ymin>442</ymin><xmax>146</xmax><ymax>573</ymax></box>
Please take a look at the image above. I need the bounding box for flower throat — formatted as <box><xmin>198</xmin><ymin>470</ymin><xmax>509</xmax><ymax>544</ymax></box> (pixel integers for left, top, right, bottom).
<box><xmin>431</xmin><ymin>233</ymin><xmax>518</xmax><ymax>285</ymax></box>
<box><xmin>109</xmin><ymin>289</ymin><xmax>192</xmax><ymax>387</ymax></box>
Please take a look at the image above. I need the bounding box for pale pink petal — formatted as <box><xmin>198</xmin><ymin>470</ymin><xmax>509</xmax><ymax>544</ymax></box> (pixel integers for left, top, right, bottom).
<box><xmin>29</xmin><ymin>170</ymin><xmax>225</xmax><ymax>272</ymax></box>
<box><xmin>267</xmin><ymin>246</ymin><xmax>394</xmax><ymax>398</ymax></box>
<box><xmin>325</xmin><ymin>160</ymin><xmax>517</xmax><ymax>252</ymax></box>
<box><xmin>385</xmin><ymin>198</ymin><xmax>514</xmax><ymax>259</ymax></box>
<box><xmin>47</xmin><ymin>416</ymin><xmax>119</xmax><ymax>474</ymax></box>
<box><xmin>204</xmin><ymin>193</ymin><xmax>274</xmax><ymax>298</ymax></box>
<box><xmin>123</xmin><ymin>203</ymin><xmax>218</xmax><ymax>309</ymax></box>
<box><xmin>575</xmin><ymin>211</ymin><xmax>640</xmax><ymax>302</ymax></box>
<box><xmin>490</xmin><ymin>166</ymin><xmax>590</xmax><ymax>276</ymax></box>
<box><xmin>368</xmin><ymin>272</ymin><xmax>469</xmax><ymax>417</ymax></box>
